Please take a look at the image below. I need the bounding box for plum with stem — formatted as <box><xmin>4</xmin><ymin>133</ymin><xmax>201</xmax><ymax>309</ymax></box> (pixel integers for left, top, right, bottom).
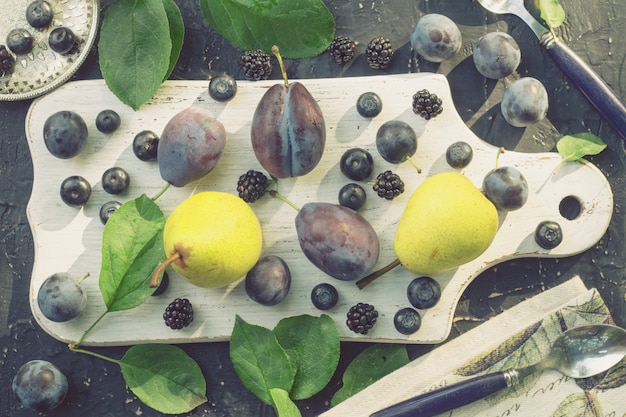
<box><xmin>37</xmin><ymin>272</ymin><xmax>89</xmax><ymax>322</ymax></box>
<box><xmin>251</xmin><ymin>46</ymin><xmax>326</xmax><ymax>178</ymax></box>
<box><xmin>375</xmin><ymin>120</ymin><xmax>421</xmax><ymax>172</ymax></box>
<box><xmin>295</xmin><ymin>202</ymin><xmax>379</xmax><ymax>281</ymax></box>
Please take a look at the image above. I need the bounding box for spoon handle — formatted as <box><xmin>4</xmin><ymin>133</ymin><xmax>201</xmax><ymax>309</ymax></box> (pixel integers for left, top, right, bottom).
<box><xmin>369</xmin><ymin>371</ymin><xmax>511</xmax><ymax>417</ymax></box>
<box><xmin>542</xmin><ymin>35</ymin><xmax>626</xmax><ymax>141</ymax></box>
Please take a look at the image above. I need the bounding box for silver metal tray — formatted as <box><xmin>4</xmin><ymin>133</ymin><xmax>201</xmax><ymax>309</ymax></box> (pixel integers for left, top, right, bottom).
<box><xmin>0</xmin><ymin>0</ymin><xmax>99</xmax><ymax>101</ymax></box>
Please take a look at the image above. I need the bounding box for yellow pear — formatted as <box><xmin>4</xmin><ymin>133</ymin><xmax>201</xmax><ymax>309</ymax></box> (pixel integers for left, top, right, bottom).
<box><xmin>152</xmin><ymin>191</ymin><xmax>262</xmax><ymax>288</ymax></box>
<box><xmin>394</xmin><ymin>172</ymin><xmax>498</xmax><ymax>275</ymax></box>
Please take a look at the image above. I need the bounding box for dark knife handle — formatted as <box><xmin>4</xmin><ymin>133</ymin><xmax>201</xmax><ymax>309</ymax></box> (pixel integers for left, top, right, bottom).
<box><xmin>369</xmin><ymin>371</ymin><xmax>508</xmax><ymax>417</ymax></box>
<box><xmin>545</xmin><ymin>36</ymin><xmax>626</xmax><ymax>142</ymax></box>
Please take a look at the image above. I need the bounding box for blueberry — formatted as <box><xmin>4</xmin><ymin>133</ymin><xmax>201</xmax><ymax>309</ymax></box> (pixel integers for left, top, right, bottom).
<box><xmin>311</xmin><ymin>282</ymin><xmax>339</xmax><ymax>310</ymax></box>
<box><xmin>102</xmin><ymin>167</ymin><xmax>130</xmax><ymax>195</ymax></box>
<box><xmin>43</xmin><ymin>110</ymin><xmax>88</xmax><ymax>159</ymax></box>
<box><xmin>446</xmin><ymin>141</ymin><xmax>473</xmax><ymax>168</ymax></box>
<box><xmin>500</xmin><ymin>77</ymin><xmax>549</xmax><ymax>127</ymax></box>
<box><xmin>338</xmin><ymin>183</ymin><xmax>366</xmax><ymax>211</ymax></box>
<box><xmin>37</xmin><ymin>272</ymin><xmax>87</xmax><ymax>322</ymax></box>
<box><xmin>60</xmin><ymin>175</ymin><xmax>91</xmax><ymax>207</ymax></box>
<box><xmin>96</xmin><ymin>109</ymin><xmax>121</xmax><ymax>134</ymax></box>
<box><xmin>208</xmin><ymin>73</ymin><xmax>238</xmax><ymax>102</ymax></box>
<box><xmin>356</xmin><ymin>91</ymin><xmax>383</xmax><ymax>118</ymax></box>
<box><xmin>7</xmin><ymin>28</ymin><xmax>34</xmax><ymax>55</ymax></box>
<box><xmin>473</xmin><ymin>32</ymin><xmax>521</xmax><ymax>80</ymax></box>
<box><xmin>26</xmin><ymin>0</ymin><xmax>54</xmax><ymax>29</ymax></box>
<box><xmin>375</xmin><ymin>120</ymin><xmax>418</xmax><ymax>164</ymax></box>
<box><xmin>483</xmin><ymin>166</ymin><xmax>528</xmax><ymax>211</ymax></box>
<box><xmin>99</xmin><ymin>200</ymin><xmax>122</xmax><ymax>225</ymax></box>
<box><xmin>133</xmin><ymin>130</ymin><xmax>159</xmax><ymax>161</ymax></box>
<box><xmin>407</xmin><ymin>276</ymin><xmax>441</xmax><ymax>309</ymax></box>
<box><xmin>535</xmin><ymin>220</ymin><xmax>563</xmax><ymax>249</ymax></box>
<box><xmin>151</xmin><ymin>271</ymin><xmax>170</xmax><ymax>296</ymax></box>
<box><xmin>48</xmin><ymin>27</ymin><xmax>75</xmax><ymax>54</ymax></box>
<box><xmin>245</xmin><ymin>255</ymin><xmax>291</xmax><ymax>306</ymax></box>
<box><xmin>12</xmin><ymin>360</ymin><xmax>68</xmax><ymax>412</ymax></box>
<box><xmin>393</xmin><ymin>307</ymin><xmax>422</xmax><ymax>335</ymax></box>
<box><xmin>340</xmin><ymin>147</ymin><xmax>374</xmax><ymax>181</ymax></box>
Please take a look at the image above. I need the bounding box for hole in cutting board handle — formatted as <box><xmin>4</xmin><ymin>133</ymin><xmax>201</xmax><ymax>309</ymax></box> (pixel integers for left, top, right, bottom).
<box><xmin>559</xmin><ymin>195</ymin><xmax>582</xmax><ymax>220</ymax></box>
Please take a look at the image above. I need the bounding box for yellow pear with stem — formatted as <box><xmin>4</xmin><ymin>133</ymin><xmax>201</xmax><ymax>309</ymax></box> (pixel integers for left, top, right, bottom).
<box><xmin>151</xmin><ymin>191</ymin><xmax>262</xmax><ymax>288</ymax></box>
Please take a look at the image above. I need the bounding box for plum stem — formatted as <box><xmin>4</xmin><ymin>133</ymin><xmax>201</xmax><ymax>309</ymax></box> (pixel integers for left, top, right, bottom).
<box><xmin>151</xmin><ymin>182</ymin><xmax>171</xmax><ymax>201</ymax></box>
<box><xmin>405</xmin><ymin>155</ymin><xmax>422</xmax><ymax>173</ymax></box>
<box><xmin>269</xmin><ymin>189</ymin><xmax>300</xmax><ymax>211</ymax></box>
<box><xmin>77</xmin><ymin>272</ymin><xmax>90</xmax><ymax>285</ymax></box>
<box><xmin>356</xmin><ymin>258</ymin><xmax>401</xmax><ymax>290</ymax></box>
<box><xmin>150</xmin><ymin>252</ymin><xmax>181</xmax><ymax>288</ymax></box>
<box><xmin>495</xmin><ymin>147</ymin><xmax>505</xmax><ymax>169</ymax></box>
<box><xmin>272</xmin><ymin>45</ymin><xmax>289</xmax><ymax>88</ymax></box>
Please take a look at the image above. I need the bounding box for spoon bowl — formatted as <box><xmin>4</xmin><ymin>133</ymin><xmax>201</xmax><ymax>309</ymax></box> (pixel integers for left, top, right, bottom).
<box><xmin>371</xmin><ymin>324</ymin><xmax>626</xmax><ymax>417</ymax></box>
<box><xmin>545</xmin><ymin>324</ymin><xmax>626</xmax><ymax>379</ymax></box>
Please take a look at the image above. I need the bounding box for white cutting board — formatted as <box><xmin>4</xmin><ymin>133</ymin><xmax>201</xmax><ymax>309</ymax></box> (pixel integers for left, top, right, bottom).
<box><xmin>25</xmin><ymin>74</ymin><xmax>613</xmax><ymax>346</ymax></box>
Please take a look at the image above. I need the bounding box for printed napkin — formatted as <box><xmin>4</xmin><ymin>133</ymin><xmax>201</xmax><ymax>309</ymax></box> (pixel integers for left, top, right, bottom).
<box><xmin>322</xmin><ymin>277</ymin><xmax>626</xmax><ymax>417</ymax></box>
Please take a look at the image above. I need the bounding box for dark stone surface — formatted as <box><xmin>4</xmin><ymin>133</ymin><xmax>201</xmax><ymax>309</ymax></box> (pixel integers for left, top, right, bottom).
<box><xmin>1</xmin><ymin>0</ymin><xmax>625</xmax><ymax>416</ymax></box>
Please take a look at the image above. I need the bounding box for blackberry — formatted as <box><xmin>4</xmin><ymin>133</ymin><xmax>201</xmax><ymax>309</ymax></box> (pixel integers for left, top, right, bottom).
<box><xmin>412</xmin><ymin>89</ymin><xmax>443</xmax><ymax>120</ymax></box>
<box><xmin>237</xmin><ymin>170</ymin><xmax>269</xmax><ymax>203</ymax></box>
<box><xmin>328</xmin><ymin>35</ymin><xmax>356</xmax><ymax>64</ymax></box>
<box><xmin>0</xmin><ymin>45</ymin><xmax>15</xmax><ymax>77</ymax></box>
<box><xmin>239</xmin><ymin>49</ymin><xmax>272</xmax><ymax>81</ymax></box>
<box><xmin>366</xmin><ymin>36</ymin><xmax>394</xmax><ymax>69</ymax></box>
<box><xmin>346</xmin><ymin>302</ymin><xmax>378</xmax><ymax>334</ymax></box>
<box><xmin>163</xmin><ymin>298</ymin><xmax>193</xmax><ymax>330</ymax></box>
<box><xmin>372</xmin><ymin>170</ymin><xmax>404</xmax><ymax>200</ymax></box>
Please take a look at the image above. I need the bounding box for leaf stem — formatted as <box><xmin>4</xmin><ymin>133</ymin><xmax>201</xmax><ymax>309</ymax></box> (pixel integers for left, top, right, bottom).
<box><xmin>69</xmin><ymin>346</ymin><xmax>121</xmax><ymax>365</ymax></box>
<box><xmin>355</xmin><ymin>258</ymin><xmax>402</xmax><ymax>290</ymax></box>
<box><xmin>152</xmin><ymin>182</ymin><xmax>171</xmax><ymax>201</ymax></box>
<box><xmin>272</xmin><ymin>45</ymin><xmax>289</xmax><ymax>88</ymax></box>
<box><xmin>269</xmin><ymin>190</ymin><xmax>300</xmax><ymax>211</ymax></box>
<box><xmin>72</xmin><ymin>309</ymin><xmax>109</xmax><ymax>348</ymax></box>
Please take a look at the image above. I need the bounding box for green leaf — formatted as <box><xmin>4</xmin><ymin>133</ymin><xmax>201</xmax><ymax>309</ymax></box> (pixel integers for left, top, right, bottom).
<box><xmin>331</xmin><ymin>344</ymin><xmax>409</xmax><ymax>407</ymax></box>
<box><xmin>230</xmin><ymin>315</ymin><xmax>296</xmax><ymax>405</ymax></box>
<box><xmin>161</xmin><ymin>0</ymin><xmax>185</xmax><ymax>81</ymax></box>
<box><xmin>536</xmin><ymin>0</ymin><xmax>566</xmax><ymax>30</ymax></box>
<box><xmin>269</xmin><ymin>388</ymin><xmax>303</xmax><ymax>417</ymax></box>
<box><xmin>556</xmin><ymin>132</ymin><xmax>607</xmax><ymax>162</ymax></box>
<box><xmin>99</xmin><ymin>194</ymin><xmax>165</xmax><ymax>312</ymax></box>
<box><xmin>552</xmin><ymin>392</ymin><xmax>603</xmax><ymax>417</ymax></box>
<box><xmin>119</xmin><ymin>344</ymin><xmax>207</xmax><ymax>414</ymax></box>
<box><xmin>273</xmin><ymin>314</ymin><xmax>340</xmax><ymax>400</ymax></box>
<box><xmin>99</xmin><ymin>0</ymin><xmax>173</xmax><ymax>110</ymax></box>
<box><xmin>199</xmin><ymin>0</ymin><xmax>336</xmax><ymax>58</ymax></box>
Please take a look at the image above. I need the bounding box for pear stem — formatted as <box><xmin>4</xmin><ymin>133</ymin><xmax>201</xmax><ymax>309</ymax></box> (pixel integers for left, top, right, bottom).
<box><xmin>405</xmin><ymin>155</ymin><xmax>422</xmax><ymax>173</ymax></box>
<box><xmin>151</xmin><ymin>182</ymin><xmax>171</xmax><ymax>202</ymax></box>
<box><xmin>269</xmin><ymin>189</ymin><xmax>300</xmax><ymax>211</ymax></box>
<box><xmin>355</xmin><ymin>258</ymin><xmax>401</xmax><ymax>290</ymax></box>
<box><xmin>150</xmin><ymin>252</ymin><xmax>181</xmax><ymax>288</ymax></box>
<box><xmin>272</xmin><ymin>45</ymin><xmax>289</xmax><ymax>88</ymax></box>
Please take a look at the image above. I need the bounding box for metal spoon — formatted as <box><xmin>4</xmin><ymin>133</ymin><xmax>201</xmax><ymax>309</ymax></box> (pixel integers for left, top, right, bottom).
<box><xmin>476</xmin><ymin>0</ymin><xmax>626</xmax><ymax>142</ymax></box>
<box><xmin>370</xmin><ymin>324</ymin><xmax>626</xmax><ymax>417</ymax></box>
